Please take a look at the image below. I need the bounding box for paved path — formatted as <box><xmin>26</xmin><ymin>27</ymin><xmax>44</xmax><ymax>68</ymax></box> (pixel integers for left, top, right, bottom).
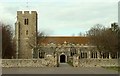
<box><xmin>59</xmin><ymin>63</ymin><xmax>72</xmax><ymax>67</ymax></box>
<box><xmin>2</xmin><ymin>63</ymin><xmax>119</xmax><ymax>74</ymax></box>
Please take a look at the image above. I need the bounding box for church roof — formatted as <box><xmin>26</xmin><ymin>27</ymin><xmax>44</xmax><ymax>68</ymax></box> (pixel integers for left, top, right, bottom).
<box><xmin>37</xmin><ymin>36</ymin><xmax>90</xmax><ymax>45</ymax></box>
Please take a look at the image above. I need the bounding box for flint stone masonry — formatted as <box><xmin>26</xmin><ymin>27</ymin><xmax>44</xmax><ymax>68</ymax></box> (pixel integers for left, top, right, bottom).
<box><xmin>73</xmin><ymin>58</ymin><xmax>119</xmax><ymax>67</ymax></box>
<box><xmin>2</xmin><ymin>58</ymin><xmax>57</xmax><ymax>68</ymax></box>
<box><xmin>73</xmin><ymin>55</ymin><xmax>79</xmax><ymax>67</ymax></box>
<box><xmin>15</xmin><ymin>11</ymin><xmax>37</xmax><ymax>59</ymax></box>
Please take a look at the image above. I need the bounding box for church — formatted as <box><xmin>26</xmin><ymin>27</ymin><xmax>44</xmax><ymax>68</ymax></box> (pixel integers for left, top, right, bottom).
<box><xmin>14</xmin><ymin>11</ymin><xmax>119</xmax><ymax>65</ymax></box>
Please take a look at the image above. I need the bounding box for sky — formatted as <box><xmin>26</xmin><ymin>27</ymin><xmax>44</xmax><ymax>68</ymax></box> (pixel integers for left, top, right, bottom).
<box><xmin>0</xmin><ymin>0</ymin><xmax>118</xmax><ymax>36</ymax></box>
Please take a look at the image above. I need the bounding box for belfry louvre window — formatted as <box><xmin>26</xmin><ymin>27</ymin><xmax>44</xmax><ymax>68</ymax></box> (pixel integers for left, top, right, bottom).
<box><xmin>24</xmin><ymin>18</ymin><xmax>29</xmax><ymax>25</ymax></box>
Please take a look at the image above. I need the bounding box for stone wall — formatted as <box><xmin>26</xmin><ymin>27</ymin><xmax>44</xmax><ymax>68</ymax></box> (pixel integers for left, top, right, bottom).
<box><xmin>73</xmin><ymin>56</ymin><xmax>119</xmax><ymax>67</ymax></box>
<box><xmin>2</xmin><ymin>57</ymin><xmax>57</xmax><ymax>67</ymax></box>
<box><xmin>73</xmin><ymin>55</ymin><xmax>79</xmax><ymax>67</ymax></box>
<box><xmin>79</xmin><ymin>59</ymin><xmax>119</xmax><ymax>67</ymax></box>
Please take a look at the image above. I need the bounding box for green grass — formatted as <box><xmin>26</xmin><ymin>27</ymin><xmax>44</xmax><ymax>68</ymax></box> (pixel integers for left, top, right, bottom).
<box><xmin>67</xmin><ymin>61</ymin><xmax>73</xmax><ymax>66</ymax></box>
<box><xmin>102</xmin><ymin>66</ymin><xmax>120</xmax><ymax>71</ymax></box>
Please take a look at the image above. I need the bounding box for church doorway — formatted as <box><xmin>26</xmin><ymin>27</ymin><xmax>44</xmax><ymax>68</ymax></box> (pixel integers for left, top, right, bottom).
<box><xmin>60</xmin><ymin>54</ymin><xmax>66</xmax><ymax>63</ymax></box>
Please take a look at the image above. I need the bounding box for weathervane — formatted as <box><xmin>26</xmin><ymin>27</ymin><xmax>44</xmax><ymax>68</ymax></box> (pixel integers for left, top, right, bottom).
<box><xmin>26</xmin><ymin>0</ymin><xmax>29</xmax><ymax>9</ymax></box>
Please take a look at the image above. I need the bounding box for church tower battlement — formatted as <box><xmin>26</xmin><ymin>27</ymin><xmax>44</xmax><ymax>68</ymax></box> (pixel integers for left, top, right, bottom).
<box><xmin>15</xmin><ymin>11</ymin><xmax>37</xmax><ymax>59</ymax></box>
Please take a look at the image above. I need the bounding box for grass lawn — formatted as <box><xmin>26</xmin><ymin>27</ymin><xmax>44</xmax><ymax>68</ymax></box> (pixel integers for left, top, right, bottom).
<box><xmin>67</xmin><ymin>61</ymin><xmax>73</xmax><ymax>66</ymax></box>
<box><xmin>102</xmin><ymin>66</ymin><xmax>120</xmax><ymax>72</ymax></box>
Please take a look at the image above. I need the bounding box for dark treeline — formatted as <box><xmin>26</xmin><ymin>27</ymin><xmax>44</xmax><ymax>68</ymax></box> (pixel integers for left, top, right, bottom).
<box><xmin>1</xmin><ymin>23</ymin><xmax>16</xmax><ymax>59</ymax></box>
<box><xmin>1</xmin><ymin>22</ymin><xmax>46</xmax><ymax>59</ymax></box>
<box><xmin>87</xmin><ymin>23</ymin><xmax>120</xmax><ymax>53</ymax></box>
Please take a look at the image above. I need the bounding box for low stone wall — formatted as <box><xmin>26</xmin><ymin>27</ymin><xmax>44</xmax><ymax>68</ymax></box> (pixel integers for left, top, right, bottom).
<box><xmin>79</xmin><ymin>59</ymin><xmax>118</xmax><ymax>67</ymax></box>
<box><xmin>2</xmin><ymin>58</ymin><xmax>57</xmax><ymax>68</ymax></box>
<box><xmin>74</xmin><ymin>59</ymin><xmax>119</xmax><ymax>67</ymax></box>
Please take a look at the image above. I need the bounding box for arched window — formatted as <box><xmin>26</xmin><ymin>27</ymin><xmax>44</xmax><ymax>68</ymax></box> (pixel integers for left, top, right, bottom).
<box><xmin>24</xmin><ymin>19</ymin><xmax>26</xmax><ymax>25</ymax></box>
<box><xmin>91</xmin><ymin>52</ymin><xmax>97</xmax><ymax>58</ymax></box>
<box><xmin>24</xmin><ymin>18</ymin><xmax>29</xmax><ymax>25</ymax></box>
<box><xmin>111</xmin><ymin>52</ymin><xmax>117</xmax><ymax>59</ymax></box>
<box><xmin>39</xmin><ymin>50</ymin><xmax>45</xmax><ymax>58</ymax></box>
<box><xmin>81</xmin><ymin>52</ymin><xmax>87</xmax><ymax>58</ymax></box>
<box><xmin>70</xmin><ymin>47</ymin><xmax>76</xmax><ymax>56</ymax></box>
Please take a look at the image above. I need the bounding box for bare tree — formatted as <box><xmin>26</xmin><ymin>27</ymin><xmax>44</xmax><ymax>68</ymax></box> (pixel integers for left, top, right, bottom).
<box><xmin>0</xmin><ymin>26</ymin><xmax>2</xmax><ymax>58</ymax></box>
<box><xmin>26</xmin><ymin>31</ymin><xmax>47</xmax><ymax>58</ymax></box>
<box><xmin>87</xmin><ymin>24</ymin><xmax>105</xmax><ymax>50</ymax></box>
<box><xmin>37</xmin><ymin>31</ymin><xmax>47</xmax><ymax>44</ymax></box>
<box><xmin>79</xmin><ymin>32</ymin><xmax>83</xmax><ymax>36</ymax></box>
<box><xmin>26</xmin><ymin>31</ymin><xmax>46</xmax><ymax>49</ymax></box>
<box><xmin>87</xmin><ymin>24</ymin><xmax>118</xmax><ymax>53</ymax></box>
<box><xmin>118</xmin><ymin>30</ymin><xmax>120</xmax><ymax>53</ymax></box>
<box><xmin>1</xmin><ymin>23</ymin><xmax>15</xmax><ymax>59</ymax></box>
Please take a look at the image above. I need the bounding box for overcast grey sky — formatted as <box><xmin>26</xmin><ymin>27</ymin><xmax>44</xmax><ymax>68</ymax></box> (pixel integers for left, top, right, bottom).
<box><xmin>0</xmin><ymin>0</ymin><xmax>118</xmax><ymax>36</ymax></box>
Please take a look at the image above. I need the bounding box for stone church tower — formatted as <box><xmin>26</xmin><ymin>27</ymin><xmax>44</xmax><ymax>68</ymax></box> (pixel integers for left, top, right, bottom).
<box><xmin>15</xmin><ymin>11</ymin><xmax>37</xmax><ymax>59</ymax></box>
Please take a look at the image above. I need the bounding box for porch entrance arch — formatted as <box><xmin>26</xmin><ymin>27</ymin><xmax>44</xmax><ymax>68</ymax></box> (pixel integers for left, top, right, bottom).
<box><xmin>60</xmin><ymin>54</ymin><xmax>66</xmax><ymax>63</ymax></box>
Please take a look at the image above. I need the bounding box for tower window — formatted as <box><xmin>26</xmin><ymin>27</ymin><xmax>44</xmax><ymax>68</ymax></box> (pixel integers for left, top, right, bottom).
<box><xmin>26</xmin><ymin>19</ymin><xmax>28</xmax><ymax>25</ymax></box>
<box><xmin>26</xmin><ymin>30</ymin><xmax>28</xmax><ymax>35</ymax></box>
<box><xmin>24</xmin><ymin>18</ymin><xmax>29</xmax><ymax>25</ymax></box>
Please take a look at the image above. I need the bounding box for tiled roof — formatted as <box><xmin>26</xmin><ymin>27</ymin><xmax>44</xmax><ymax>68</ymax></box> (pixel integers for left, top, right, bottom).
<box><xmin>37</xmin><ymin>36</ymin><xmax>90</xmax><ymax>45</ymax></box>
